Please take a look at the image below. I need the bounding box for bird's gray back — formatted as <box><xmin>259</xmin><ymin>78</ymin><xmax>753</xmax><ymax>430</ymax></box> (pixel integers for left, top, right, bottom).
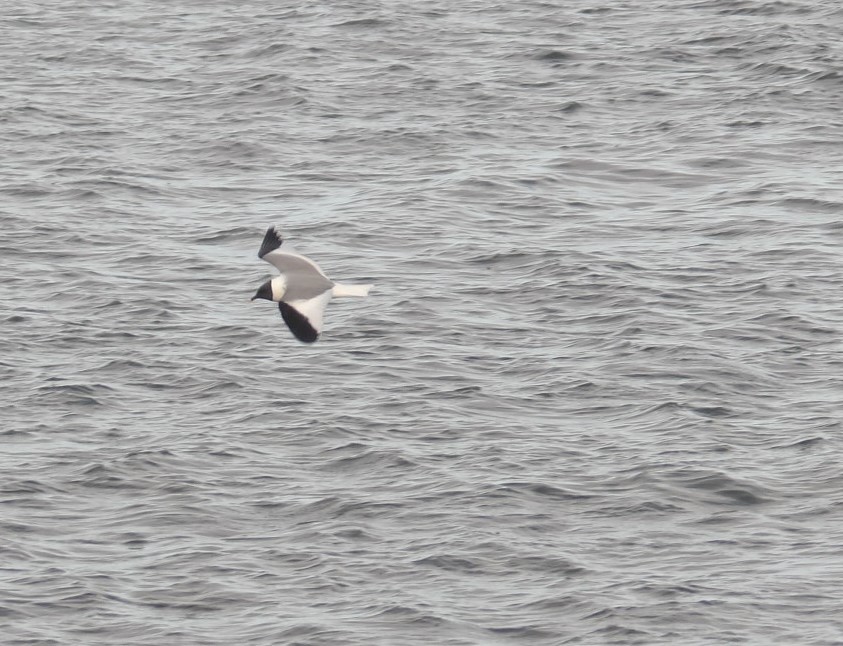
<box><xmin>272</xmin><ymin>253</ymin><xmax>334</xmax><ymax>300</ymax></box>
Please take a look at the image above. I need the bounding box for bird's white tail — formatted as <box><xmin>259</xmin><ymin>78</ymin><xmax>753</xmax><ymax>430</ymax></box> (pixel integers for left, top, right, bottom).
<box><xmin>332</xmin><ymin>283</ymin><xmax>373</xmax><ymax>298</ymax></box>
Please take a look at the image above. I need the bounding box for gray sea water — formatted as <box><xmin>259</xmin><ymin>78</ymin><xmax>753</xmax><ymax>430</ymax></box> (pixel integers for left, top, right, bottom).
<box><xmin>2</xmin><ymin>1</ymin><xmax>843</xmax><ymax>644</ymax></box>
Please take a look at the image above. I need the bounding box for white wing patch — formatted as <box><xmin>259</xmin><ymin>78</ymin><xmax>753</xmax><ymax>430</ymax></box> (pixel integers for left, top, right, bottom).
<box><xmin>285</xmin><ymin>291</ymin><xmax>333</xmax><ymax>335</ymax></box>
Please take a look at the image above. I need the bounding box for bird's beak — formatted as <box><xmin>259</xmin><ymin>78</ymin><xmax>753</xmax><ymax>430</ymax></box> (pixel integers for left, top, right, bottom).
<box><xmin>250</xmin><ymin>296</ymin><xmax>257</xmax><ymax>301</ymax></box>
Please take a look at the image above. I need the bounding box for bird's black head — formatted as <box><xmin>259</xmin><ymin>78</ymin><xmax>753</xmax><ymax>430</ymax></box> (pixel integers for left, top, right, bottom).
<box><xmin>251</xmin><ymin>280</ymin><xmax>273</xmax><ymax>302</ymax></box>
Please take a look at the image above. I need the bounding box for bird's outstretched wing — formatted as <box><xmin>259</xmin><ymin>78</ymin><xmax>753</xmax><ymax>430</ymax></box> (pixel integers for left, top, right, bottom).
<box><xmin>278</xmin><ymin>291</ymin><xmax>332</xmax><ymax>343</ymax></box>
<box><xmin>258</xmin><ymin>226</ymin><xmax>328</xmax><ymax>278</ymax></box>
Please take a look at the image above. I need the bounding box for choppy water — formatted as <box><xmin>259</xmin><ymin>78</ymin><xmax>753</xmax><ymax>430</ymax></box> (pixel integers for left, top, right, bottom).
<box><xmin>3</xmin><ymin>1</ymin><xmax>843</xmax><ymax>644</ymax></box>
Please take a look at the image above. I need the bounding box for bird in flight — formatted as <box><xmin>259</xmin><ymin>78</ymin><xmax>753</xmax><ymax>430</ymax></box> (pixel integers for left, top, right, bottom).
<box><xmin>251</xmin><ymin>226</ymin><xmax>373</xmax><ymax>343</ymax></box>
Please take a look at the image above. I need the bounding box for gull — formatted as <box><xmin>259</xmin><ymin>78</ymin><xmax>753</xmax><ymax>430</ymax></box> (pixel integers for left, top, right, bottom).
<box><xmin>251</xmin><ymin>226</ymin><xmax>373</xmax><ymax>343</ymax></box>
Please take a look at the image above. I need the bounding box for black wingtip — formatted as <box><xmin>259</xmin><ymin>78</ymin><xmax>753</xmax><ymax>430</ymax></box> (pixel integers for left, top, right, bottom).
<box><xmin>257</xmin><ymin>226</ymin><xmax>284</xmax><ymax>259</ymax></box>
<box><xmin>278</xmin><ymin>302</ymin><xmax>319</xmax><ymax>343</ymax></box>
